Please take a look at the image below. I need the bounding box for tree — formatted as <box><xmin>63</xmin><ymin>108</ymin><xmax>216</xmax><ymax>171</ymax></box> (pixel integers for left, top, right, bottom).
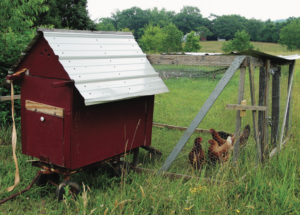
<box><xmin>147</xmin><ymin>7</ymin><xmax>174</xmax><ymax>28</ymax></box>
<box><xmin>34</xmin><ymin>0</ymin><xmax>62</xmax><ymax>28</ymax></box>
<box><xmin>96</xmin><ymin>22</ymin><xmax>116</xmax><ymax>31</ymax></box>
<box><xmin>245</xmin><ymin>19</ymin><xmax>264</xmax><ymax>41</ymax></box>
<box><xmin>139</xmin><ymin>23</ymin><xmax>183</xmax><ymax>53</ymax></box>
<box><xmin>0</xmin><ymin>0</ymin><xmax>48</xmax><ymax>125</ymax></box>
<box><xmin>221</xmin><ymin>30</ymin><xmax>254</xmax><ymax>52</ymax></box>
<box><xmin>111</xmin><ymin>7</ymin><xmax>150</xmax><ymax>39</ymax></box>
<box><xmin>196</xmin><ymin>26</ymin><xmax>212</xmax><ymax>40</ymax></box>
<box><xmin>212</xmin><ymin>15</ymin><xmax>245</xmax><ymax>40</ymax></box>
<box><xmin>162</xmin><ymin>23</ymin><xmax>183</xmax><ymax>53</ymax></box>
<box><xmin>57</xmin><ymin>0</ymin><xmax>95</xmax><ymax>30</ymax></box>
<box><xmin>183</xmin><ymin>31</ymin><xmax>202</xmax><ymax>52</ymax></box>
<box><xmin>173</xmin><ymin>6</ymin><xmax>204</xmax><ymax>35</ymax></box>
<box><xmin>139</xmin><ymin>24</ymin><xmax>165</xmax><ymax>53</ymax></box>
<box><xmin>279</xmin><ymin>19</ymin><xmax>300</xmax><ymax>50</ymax></box>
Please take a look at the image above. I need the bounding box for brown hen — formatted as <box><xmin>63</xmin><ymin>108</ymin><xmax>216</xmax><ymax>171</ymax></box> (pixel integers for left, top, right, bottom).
<box><xmin>189</xmin><ymin>137</ymin><xmax>205</xmax><ymax>169</ymax></box>
<box><xmin>208</xmin><ymin>136</ymin><xmax>233</xmax><ymax>163</ymax></box>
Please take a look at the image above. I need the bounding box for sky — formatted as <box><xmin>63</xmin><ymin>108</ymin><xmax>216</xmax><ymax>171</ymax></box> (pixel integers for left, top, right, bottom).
<box><xmin>87</xmin><ymin>0</ymin><xmax>300</xmax><ymax>22</ymax></box>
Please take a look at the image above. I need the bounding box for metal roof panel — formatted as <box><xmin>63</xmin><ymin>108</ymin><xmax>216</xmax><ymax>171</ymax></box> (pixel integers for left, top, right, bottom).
<box><xmin>40</xmin><ymin>29</ymin><xmax>168</xmax><ymax>105</ymax></box>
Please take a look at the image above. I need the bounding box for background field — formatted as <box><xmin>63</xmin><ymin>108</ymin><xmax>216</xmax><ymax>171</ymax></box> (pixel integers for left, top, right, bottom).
<box><xmin>0</xmin><ymin>42</ymin><xmax>300</xmax><ymax>214</ymax></box>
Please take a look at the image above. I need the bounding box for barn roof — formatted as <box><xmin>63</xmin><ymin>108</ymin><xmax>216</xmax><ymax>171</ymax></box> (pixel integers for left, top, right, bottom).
<box><xmin>12</xmin><ymin>28</ymin><xmax>169</xmax><ymax>106</ymax></box>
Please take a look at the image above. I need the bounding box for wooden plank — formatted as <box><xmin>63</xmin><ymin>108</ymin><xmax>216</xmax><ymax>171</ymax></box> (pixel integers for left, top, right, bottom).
<box><xmin>263</xmin><ymin>60</ymin><xmax>271</xmax><ymax>159</ymax></box>
<box><xmin>279</xmin><ymin>61</ymin><xmax>295</xmax><ymax>150</ymax></box>
<box><xmin>258</xmin><ymin>66</ymin><xmax>266</xmax><ymax>160</ymax></box>
<box><xmin>147</xmin><ymin>55</ymin><xmax>263</xmax><ymax>67</ymax></box>
<box><xmin>248</xmin><ymin>58</ymin><xmax>262</xmax><ymax>163</ymax></box>
<box><xmin>152</xmin><ymin>122</ymin><xmax>233</xmax><ymax>135</ymax></box>
<box><xmin>240</xmin><ymin>100</ymin><xmax>247</xmax><ymax>117</ymax></box>
<box><xmin>271</xmin><ymin>67</ymin><xmax>281</xmax><ymax>148</ymax></box>
<box><xmin>0</xmin><ymin>95</ymin><xmax>21</xmax><ymax>101</ymax></box>
<box><xmin>25</xmin><ymin>100</ymin><xmax>64</xmax><ymax>117</ymax></box>
<box><xmin>226</xmin><ymin>104</ymin><xmax>266</xmax><ymax>111</ymax></box>
<box><xmin>157</xmin><ymin>56</ymin><xmax>246</xmax><ymax>174</ymax></box>
<box><xmin>233</xmin><ymin>67</ymin><xmax>246</xmax><ymax>165</ymax></box>
<box><xmin>285</xmin><ymin>63</ymin><xmax>294</xmax><ymax>136</ymax></box>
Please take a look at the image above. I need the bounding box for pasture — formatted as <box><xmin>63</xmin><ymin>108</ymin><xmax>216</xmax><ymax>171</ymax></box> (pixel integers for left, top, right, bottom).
<box><xmin>0</xmin><ymin>42</ymin><xmax>300</xmax><ymax>214</ymax></box>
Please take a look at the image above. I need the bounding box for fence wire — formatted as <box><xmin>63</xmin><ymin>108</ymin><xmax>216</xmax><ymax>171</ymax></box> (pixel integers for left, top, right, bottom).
<box><xmin>135</xmin><ymin>62</ymin><xmax>294</xmax><ymax>178</ymax></box>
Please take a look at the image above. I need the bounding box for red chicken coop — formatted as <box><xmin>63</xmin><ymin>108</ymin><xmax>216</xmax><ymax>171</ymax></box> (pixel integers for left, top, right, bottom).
<box><xmin>6</xmin><ymin>28</ymin><xmax>168</xmax><ymax>200</ymax></box>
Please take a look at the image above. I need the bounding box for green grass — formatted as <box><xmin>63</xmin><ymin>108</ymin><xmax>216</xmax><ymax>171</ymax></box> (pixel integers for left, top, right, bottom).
<box><xmin>1</xmin><ymin>43</ymin><xmax>300</xmax><ymax>214</ymax></box>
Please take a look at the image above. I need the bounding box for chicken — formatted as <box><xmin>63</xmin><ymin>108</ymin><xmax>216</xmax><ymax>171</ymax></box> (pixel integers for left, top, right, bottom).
<box><xmin>210</xmin><ymin>129</ymin><xmax>235</xmax><ymax>146</ymax></box>
<box><xmin>239</xmin><ymin>124</ymin><xmax>250</xmax><ymax>146</ymax></box>
<box><xmin>208</xmin><ymin>136</ymin><xmax>233</xmax><ymax>163</ymax></box>
<box><xmin>210</xmin><ymin>124</ymin><xmax>251</xmax><ymax>147</ymax></box>
<box><xmin>188</xmin><ymin>137</ymin><xmax>205</xmax><ymax>169</ymax></box>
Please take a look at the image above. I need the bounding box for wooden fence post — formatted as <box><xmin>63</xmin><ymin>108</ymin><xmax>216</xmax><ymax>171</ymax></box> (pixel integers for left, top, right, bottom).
<box><xmin>263</xmin><ymin>60</ymin><xmax>271</xmax><ymax>159</ymax></box>
<box><xmin>233</xmin><ymin>66</ymin><xmax>246</xmax><ymax>165</ymax></box>
<box><xmin>258</xmin><ymin>66</ymin><xmax>266</xmax><ymax>160</ymax></box>
<box><xmin>271</xmin><ymin>67</ymin><xmax>281</xmax><ymax>148</ymax></box>
<box><xmin>248</xmin><ymin>58</ymin><xmax>262</xmax><ymax>162</ymax></box>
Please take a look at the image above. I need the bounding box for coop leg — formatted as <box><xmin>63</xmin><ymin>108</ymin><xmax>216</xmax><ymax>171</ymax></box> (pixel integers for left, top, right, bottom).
<box><xmin>132</xmin><ymin>147</ymin><xmax>139</xmax><ymax>167</ymax></box>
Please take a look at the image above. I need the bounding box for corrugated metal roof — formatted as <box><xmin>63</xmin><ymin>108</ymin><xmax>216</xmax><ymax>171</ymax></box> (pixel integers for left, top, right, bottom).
<box><xmin>25</xmin><ymin>29</ymin><xmax>169</xmax><ymax>106</ymax></box>
<box><xmin>233</xmin><ymin>50</ymin><xmax>300</xmax><ymax>61</ymax></box>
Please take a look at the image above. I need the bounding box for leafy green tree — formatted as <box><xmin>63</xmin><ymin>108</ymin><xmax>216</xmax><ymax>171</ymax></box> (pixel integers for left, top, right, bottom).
<box><xmin>183</xmin><ymin>31</ymin><xmax>202</xmax><ymax>52</ymax></box>
<box><xmin>96</xmin><ymin>22</ymin><xmax>116</xmax><ymax>31</ymax></box>
<box><xmin>173</xmin><ymin>6</ymin><xmax>204</xmax><ymax>35</ymax></box>
<box><xmin>57</xmin><ymin>0</ymin><xmax>95</xmax><ymax>30</ymax></box>
<box><xmin>0</xmin><ymin>0</ymin><xmax>49</xmax><ymax>125</ymax></box>
<box><xmin>139</xmin><ymin>24</ymin><xmax>165</xmax><ymax>53</ymax></box>
<box><xmin>245</xmin><ymin>19</ymin><xmax>264</xmax><ymax>41</ymax></box>
<box><xmin>34</xmin><ymin>0</ymin><xmax>62</xmax><ymax>28</ymax></box>
<box><xmin>162</xmin><ymin>23</ymin><xmax>183</xmax><ymax>53</ymax></box>
<box><xmin>279</xmin><ymin>19</ymin><xmax>300</xmax><ymax>50</ymax></box>
<box><xmin>212</xmin><ymin>15</ymin><xmax>245</xmax><ymax>40</ymax></box>
<box><xmin>221</xmin><ymin>30</ymin><xmax>254</xmax><ymax>52</ymax></box>
<box><xmin>111</xmin><ymin>7</ymin><xmax>150</xmax><ymax>39</ymax></box>
<box><xmin>147</xmin><ymin>7</ymin><xmax>174</xmax><ymax>28</ymax></box>
<box><xmin>196</xmin><ymin>26</ymin><xmax>212</xmax><ymax>40</ymax></box>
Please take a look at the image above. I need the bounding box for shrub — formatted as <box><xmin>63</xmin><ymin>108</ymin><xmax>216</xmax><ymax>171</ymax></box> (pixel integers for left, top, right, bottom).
<box><xmin>183</xmin><ymin>31</ymin><xmax>202</xmax><ymax>52</ymax></box>
<box><xmin>221</xmin><ymin>30</ymin><xmax>254</xmax><ymax>53</ymax></box>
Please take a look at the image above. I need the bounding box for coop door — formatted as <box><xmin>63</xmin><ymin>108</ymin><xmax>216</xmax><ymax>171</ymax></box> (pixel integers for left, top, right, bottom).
<box><xmin>25</xmin><ymin>100</ymin><xmax>65</xmax><ymax>166</ymax></box>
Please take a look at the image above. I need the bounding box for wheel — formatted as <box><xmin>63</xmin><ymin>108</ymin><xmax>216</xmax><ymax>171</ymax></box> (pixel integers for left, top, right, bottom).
<box><xmin>35</xmin><ymin>173</ymin><xmax>60</xmax><ymax>187</ymax></box>
<box><xmin>111</xmin><ymin>161</ymin><xmax>130</xmax><ymax>178</ymax></box>
<box><xmin>55</xmin><ymin>180</ymin><xmax>81</xmax><ymax>201</ymax></box>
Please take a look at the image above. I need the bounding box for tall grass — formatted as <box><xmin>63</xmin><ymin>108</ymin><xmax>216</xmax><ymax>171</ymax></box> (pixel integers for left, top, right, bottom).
<box><xmin>0</xmin><ymin>43</ymin><xmax>300</xmax><ymax>214</ymax></box>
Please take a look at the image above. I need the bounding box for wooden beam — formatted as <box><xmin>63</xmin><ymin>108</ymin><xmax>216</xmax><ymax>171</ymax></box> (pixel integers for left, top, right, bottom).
<box><xmin>271</xmin><ymin>67</ymin><xmax>281</xmax><ymax>148</ymax></box>
<box><xmin>279</xmin><ymin>61</ymin><xmax>295</xmax><ymax>150</ymax></box>
<box><xmin>157</xmin><ymin>56</ymin><xmax>246</xmax><ymax>174</ymax></box>
<box><xmin>152</xmin><ymin>122</ymin><xmax>233</xmax><ymax>135</ymax></box>
<box><xmin>248</xmin><ymin>58</ymin><xmax>262</xmax><ymax>163</ymax></box>
<box><xmin>285</xmin><ymin>63</ymin><xmax>294</xmax><ymax>136</ymax></box>
<box><xmin>263</xmin><ymin>60</ymin><xmax>271</xmax><ymax>159</ymax></box>
<box><xmin>233</xmin><ymin>67</ymin><xmax>246</xmax><ymax>165</ymax></box>
<box><xmin>0</xmin><ymin>95</ymin><xmax>21</xmax><ymax>101</ymax></box>
<box><xmin>25</xmin><ymin>100</ymin><xmax>64</xmax><ymax>117</ymax></box>
<box><xmin>147</xmin><ymin>55</ymin><xmax>263</xmax><ymax>67</ymax></box>
<box><xmin>226</xmin><ymin>104</ymin><xmax>266</xmax><ymax>111</ymax></box>
<box><xmin>240</xmin><ymin>100</ymin><xmax>247</xmax><ymax>117</ymax></box>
